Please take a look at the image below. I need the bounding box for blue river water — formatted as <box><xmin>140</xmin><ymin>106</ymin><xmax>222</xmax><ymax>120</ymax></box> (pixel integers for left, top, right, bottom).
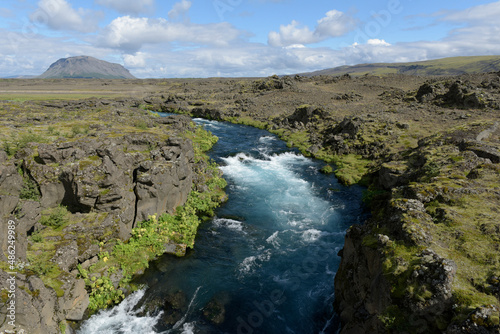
<box><xmin>78</xmin><ymin>117</ymin><xmax>367</xmax><ymax>334</ymax></box>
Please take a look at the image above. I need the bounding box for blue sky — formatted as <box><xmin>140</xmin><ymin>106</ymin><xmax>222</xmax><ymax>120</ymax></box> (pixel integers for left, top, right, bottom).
<box><xmin>0</xmin><ymin>0</ymin><xmax>499</xmax><ymax>77</ymax></box>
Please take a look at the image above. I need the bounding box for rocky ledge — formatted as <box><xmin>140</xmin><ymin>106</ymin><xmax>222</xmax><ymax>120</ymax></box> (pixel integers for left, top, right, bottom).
<box><xmin>0</xmin><ymin>99</ymin><xmax>225</xmax><ymax>333</ymax></box>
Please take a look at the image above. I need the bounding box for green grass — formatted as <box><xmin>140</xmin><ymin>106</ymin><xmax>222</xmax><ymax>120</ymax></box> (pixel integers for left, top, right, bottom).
<box><xmin>329</xmin><ymin>154</ymin><xmax>372</xmax><ymax>185</ymax></box>
<box><xmin>39</xmin><ymin>205</ymin><xmax>70</xmax><ymax>229</ymax></box>
<box><xmin>0</xmin><ymin>93</ymin><xmax>118</xmax><ymax>101</ymax></box>
<box><xmin>225</xmin><ymin>116</ymin><xmax>269</xmax><ymax>130</ymax></box>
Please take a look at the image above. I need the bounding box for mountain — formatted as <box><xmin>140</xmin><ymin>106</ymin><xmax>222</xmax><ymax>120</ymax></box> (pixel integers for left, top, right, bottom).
<box><xmin>39</xmin><ymin>56</ymin><xmax>136</xmax><ymax>79</ymax></box>
<box><xmin>299</xmin><ymin>55</ymin><xmax>500</xmax><ymax>77</ymax></box>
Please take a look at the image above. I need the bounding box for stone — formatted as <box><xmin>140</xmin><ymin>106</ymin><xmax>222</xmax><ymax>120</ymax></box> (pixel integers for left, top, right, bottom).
<box><xmin>0</xmin><ymin>150</ymin><xmax>7</xmax><ymax>163</ymax></box>
<box><xmin>52</xmin><ymin>241</ymin><xmax>79</xmax><ymax>272</ymax></box>
<box><xmin>63</xmin><ymin>279</ymin><xmax>90</xmax><ymax>321</ymax></box>
<box><xmin>378</xmin><ymin>162</ymin><xmax>409</xmax><ymax>190</ymax></box>
<box><xmin>0</xmin><ymin>163</ymin><xmax>23</xmax><ymax>197</ymax></box>
<box><xmin>203</xmin><ymin>296</ymin><xmax>228</xmax><ymax>325</ymax></box>
<box><xmin>0</xmin><ymin>270</ymin><xmax>60</xmax><ymax>334</ymax></box>
<box><xmin>460</xmin><ymin>140</ymin><xmax>500</xmax><ymax>163</ymax></box>
<box><xmin>40</xmin><ymin>182</ymin><xmax>66</xmax><ymax>208</ymax></box>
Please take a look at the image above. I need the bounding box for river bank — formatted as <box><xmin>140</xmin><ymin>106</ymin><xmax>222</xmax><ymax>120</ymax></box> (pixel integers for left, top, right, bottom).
<box><xmin>0</xmin><ymin>98</ymin><xmax>226</xmax><ymax>333</ymax></box>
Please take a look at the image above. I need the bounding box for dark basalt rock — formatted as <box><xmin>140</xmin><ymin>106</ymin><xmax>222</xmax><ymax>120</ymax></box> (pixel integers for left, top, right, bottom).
<box><xmin>160</xmin><ymin>291</ymin><xmax>188</xmax><ymax>325</ymax></box>
<box><xmin>203</xmin><ymin>293</ymin><xmax>230</xmax><ymax>325</ymax></box>
<box><xmin>0</xmin><ymin>104</ymin><xmax>199</xmax><ymax>333</ymax></box>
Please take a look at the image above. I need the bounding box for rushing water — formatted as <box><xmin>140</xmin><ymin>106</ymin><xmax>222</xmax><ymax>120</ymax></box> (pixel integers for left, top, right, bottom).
<box><xmin>78</xmin><ymin>117</ymin><xmax>367</xmax><ymax>334</ymax></box>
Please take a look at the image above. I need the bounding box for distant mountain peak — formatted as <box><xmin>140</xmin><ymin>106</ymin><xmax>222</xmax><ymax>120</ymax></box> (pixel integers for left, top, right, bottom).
<box><xmin>39</xmin><ymin>56</ymin><xmax>136</xmax><ymax>79</ymax></box>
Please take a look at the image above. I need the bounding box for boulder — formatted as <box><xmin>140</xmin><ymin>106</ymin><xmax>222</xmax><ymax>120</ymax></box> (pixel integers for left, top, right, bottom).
<box><xmin>378</xmin><ymin>161</ymin><xmax>409</xmax><ymax>190</ymax></box>
<box><xmin>332</xmin><ymin>117</ymin><xmax>363</xmax><ymax>139</ymax></box>
<box><xmin>52</xmin><ymin>240</ymin><xmax>79</xmax><ymax>272</ymax></box>
<box><xmin>283</xmin><ymin>105</ymin><xmax>327</xmax><ymax>127</ymax></box>
<box><xmin>62</xmin><ymin>278</ymin><xmax>90</xmax><ymax>321</ymax></box>
<box><xmin>0</xmin><ymin>270</ymin><xmax>61</xmax><ymax>334</ymax></box>
<box><xmin>459</xmin><ymin>140</ymin><xmax>500</xmax><ymax>163</ymax></box>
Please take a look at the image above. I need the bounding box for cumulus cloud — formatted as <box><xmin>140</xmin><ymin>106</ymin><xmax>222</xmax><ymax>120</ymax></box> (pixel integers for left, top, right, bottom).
<box><xmin>268</xmin><ymin>21</ymin><xmax>316</xmax><ymax>47</ymax></box>
<box><xmin>123</xmin><ymin>52</ymin><xmax>148</xmax><ymax>68</ymax></box>
<box><xmin>98</xmin><ymin>16</ymin><xmax>242</xmax><ymax>52</ymax></box>
<box><xmin>95</xmin><ymin>0</ymin><xmax>155</xmax><ymax>15</ymax></box>
<box><xmin>268</xmin><ymin>10</ymin><xmax>357</xmax><ymax>47</ymax></box>
<box><xmin>366</xmin><ymin>39</ymin><xmax>391</xmax><ymax>46</ymax></box>
<box><xmin>168</xmin><ymin>0</ymin><xmax>192</xmax><ymax>20</ymax></box>
<box><xmin>30</xmin><ymin>0</ymin><xmax>102</xmax><ymax>33</ymax></box>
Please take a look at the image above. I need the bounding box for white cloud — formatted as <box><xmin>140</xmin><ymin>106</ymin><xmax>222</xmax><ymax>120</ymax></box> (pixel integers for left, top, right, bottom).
<box><xmin>268</xmin><ymin>10</ymin><xmax>357</xmax><ymax>47</ymax></box>
<box><xmin>366</xmin><ymin>39</ymin><xmax>391</xmax><ymax>46</ymax></box>
<box><xmin>285</xmin><ymin>44</ymin><xmax>307</xmax><ymax>49</ymax></box>
<box><xmin>168</xmin><ymin>0</ymin><xmax>192</xmax><ymax>20</ymax></box>
<box><xmin>0</xmin><ymin>8</ymin><xmax>14</xmax><ymax>18</ymax></box>
<box><xmin>95</xmin><ymin>0</ymin><xmax>155</xmax><ymax>15</ymax></box>
<box><xmin>30</xmin><ymin>0</ymin><xmax>102</xmax><ymax>33</ymax></box>
<box><xmin>123</xmin><ymin>52</ymin><xmax>147</xmax><ymax>68</ymax></box>
<box><xmin>0</xmin><ymin>29</ymin><xmax>115</xmax><ymax>77</ymax></box>
<box><xmin>268</xmin><ymin>20</ymin><xmax>316</xmax><ymax>47</ymax></box>
<box><xmin>316</xmin><ymin>10</ymin><xmax>357</xmax><ymax>38</ymax></box>
<box><xmin>441</xmin><ymin>1</ymin><xmax>500</xmax><ymax>23</ymax></box>
<box><xmin>98</xmin><ymin>16</ymin><xmax>243</xmax><ymax>52</ymax></box>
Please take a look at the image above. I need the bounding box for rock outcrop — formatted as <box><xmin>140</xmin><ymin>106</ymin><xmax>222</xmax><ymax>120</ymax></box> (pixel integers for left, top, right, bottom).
<box><xmin>334</xmin><ymin>121</ymin><xmax>500</xmax><ymax>333</ymax></box>
<box><xmin>0</xmin><ymin>104</ymin><xmax>203</xmax><ymax>333</ymax></box>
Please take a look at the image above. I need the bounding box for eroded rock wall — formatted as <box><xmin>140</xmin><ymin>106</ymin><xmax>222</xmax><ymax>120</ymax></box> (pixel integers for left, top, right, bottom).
<box><xmin>0</xmin><ymin>114</ymin><xmax>197</xmax><ymax>333</ymax></box>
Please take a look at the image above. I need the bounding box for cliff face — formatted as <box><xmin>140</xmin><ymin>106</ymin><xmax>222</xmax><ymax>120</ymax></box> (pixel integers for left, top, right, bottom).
<box><xmin>0</xmin><ymin>99</ymin><xmax>208</xmax><ymax>333</ymax></box>
<box><xmin>334</xmin><ymin>120</ymin><xmax>500</xmax><ymax>333</ymax></box>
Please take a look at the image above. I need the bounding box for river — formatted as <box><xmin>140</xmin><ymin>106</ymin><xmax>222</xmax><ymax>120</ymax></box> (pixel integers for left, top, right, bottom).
<box><xmin>78</xmin><ymin>117</ymin><xmax>367</xmax><ymax>334</ymax></box>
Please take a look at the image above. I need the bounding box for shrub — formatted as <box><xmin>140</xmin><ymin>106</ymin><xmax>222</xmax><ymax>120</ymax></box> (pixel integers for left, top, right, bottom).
<box><xmin>39</xmin><ymin>205</ymin><xmax>69</xmax><ymax>228</ymax></box>
<box><xmin>19</xmin><ymin>174</ymin><xmax>40</xmax><ymax>201</ymax></box>
<box><xmin>134</xmin><ymin>120</ymin><xmax>148</xmax><ymax>130</ymax></box>
<box><xmin>320</xmin><ymin>164</ymin><xmax>334</xmax><ymax>174</ymax></box>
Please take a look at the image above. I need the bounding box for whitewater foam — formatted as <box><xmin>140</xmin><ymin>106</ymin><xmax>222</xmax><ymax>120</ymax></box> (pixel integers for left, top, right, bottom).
<box><xmin>238</xmin><ymin>250</ymin><xmax>272</xmax><ymax>278</ymax></box>
<box><xmin>301</xmin><ymin>229</ymin><xmax>324</xmax><ymax>242</ymax></box>
<box><xmin>213</xmin><ymin>217</ymin><xmax>245</xmax><ymax>232</ymax></box>
<box><xmin>77</xmin><ymin>290</ymin><xmax>161</xmax><ymax>334</ymax></box>
<box><xmin>266</xmin><ymin>231</ymin><xmax>280</xmax><ymax>248</ymax></box>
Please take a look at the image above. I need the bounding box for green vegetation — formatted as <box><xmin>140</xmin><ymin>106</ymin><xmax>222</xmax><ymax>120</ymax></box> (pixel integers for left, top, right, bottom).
<box><xmin>134</xmin><ymin>120</ymin><xmax>148</xmax><ymax>130</ymax></box>
<box><xmin>185</xmin><ymin>124</ymin><xmax>219</xmax><ymax>155</ymax></box>
<box><xmin>320</xmin><ymin>164</ymin><xmax>334</xmax><ymax>174</ymax></box>
<box><xmin>18</xmin><ymin>168</ymin><xmax>41</xmax><ymax>201</ymax></box>
<box><xmin>73</xmin><ymin>124</ymin><xmax>226</xmax><ymax>314</ymax></box>
<box><xmin>39</xmin><ymin>205</ymin><xmax>70</xmax><ymax>229</ymax></box>
<box><xmin>307</xmin><ymin>55</ymin><xmax>500</xmax><ymax>77</ymax></box>
<box><xmin>329</xmin><ymin>154</ymin><xmax>371</xmax><ymax>185</ymax></box>
<box><xmin>26</xmin><ymin>249</ymin><xmax>64</xmax><ymax>297</ymax></box>
<box><xmin>77</xmin><ymin>265</ymin><xmax>125</xmax><ymax>312</ymax></box>
<box><xmin>2</xmin><ymin>131</ymin><xmax>48</xmax><ymax>156</ymax></box>
<box><xmin>59</xmin><ymin>321</ymin><xmax>67</xmax><ymax>334</ymax></box>
<box><xmin>0</xmin><ymin>93</ymin><xmax>117</xmax><ymax>101</ymax></box>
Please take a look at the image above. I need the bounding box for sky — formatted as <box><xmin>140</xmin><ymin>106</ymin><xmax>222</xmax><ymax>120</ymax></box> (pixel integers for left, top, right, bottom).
<box><xmin>0</xmin><ymin>0</ymin><xmax>499</xmax><ymax>78</ymax></box>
